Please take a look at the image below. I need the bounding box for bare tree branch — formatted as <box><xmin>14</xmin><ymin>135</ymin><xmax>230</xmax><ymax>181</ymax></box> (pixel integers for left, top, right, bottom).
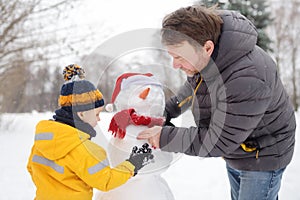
<box><xmin>33</xmin><ymin>0</ymin><xmax>73</xmax><ymax>14</ymax></box>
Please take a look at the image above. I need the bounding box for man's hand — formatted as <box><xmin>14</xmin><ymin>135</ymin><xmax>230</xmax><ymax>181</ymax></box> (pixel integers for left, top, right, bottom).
<box><xmin>137</xmin><ymin>126</ymin><xmax>162</xmax><ymax>149</ymax></box>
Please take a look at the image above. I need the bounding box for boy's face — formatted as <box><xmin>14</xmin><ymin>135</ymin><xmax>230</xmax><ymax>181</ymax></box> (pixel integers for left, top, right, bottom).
<box><xmin>78</xmin><ymin>106</ymin><xmax>103</xmax><ymax>127</ymax></box>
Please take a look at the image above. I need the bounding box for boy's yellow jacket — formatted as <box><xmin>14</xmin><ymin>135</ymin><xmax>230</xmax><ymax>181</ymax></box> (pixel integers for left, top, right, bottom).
<box><xmin>27</xmin><ymin>120</ymin><xmax>134</xmax><ymax>200</ymax></box>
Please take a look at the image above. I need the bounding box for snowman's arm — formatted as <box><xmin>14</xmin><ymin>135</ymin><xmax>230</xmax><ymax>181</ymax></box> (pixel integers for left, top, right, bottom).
<box><xmin>165</xmin><ymin>81</ymin><xmax>193</xmax><ymax>120</ymax></box>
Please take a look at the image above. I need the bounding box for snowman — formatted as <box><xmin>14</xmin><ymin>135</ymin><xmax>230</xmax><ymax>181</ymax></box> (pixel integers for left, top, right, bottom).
<box><xmin>95</xmin><ymin>73</ymin><xmax>175</xmax><ymax>200</ymax></box>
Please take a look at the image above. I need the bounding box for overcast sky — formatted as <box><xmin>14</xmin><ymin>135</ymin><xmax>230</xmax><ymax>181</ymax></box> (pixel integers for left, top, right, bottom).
<box><xmin>58</xmin><ymin>0</ymin><xmax>195</xmax><ymax>65</ymax></box>
<box><xmin>67</xmin><ymin>0</ymin><xmax>196</xmax><ymax>43</ymax></box>
<box><xmin>82</xmin><ymin>0</ymin><xmax>195</xmax><ymax>30</ymax></box>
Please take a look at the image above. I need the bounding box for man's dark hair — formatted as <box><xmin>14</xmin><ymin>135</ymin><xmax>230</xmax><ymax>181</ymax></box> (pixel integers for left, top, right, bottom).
<box><xmin>161</xmin><ymin>5</ymin><xmax>223</xmax><ymax>47</ymax></box>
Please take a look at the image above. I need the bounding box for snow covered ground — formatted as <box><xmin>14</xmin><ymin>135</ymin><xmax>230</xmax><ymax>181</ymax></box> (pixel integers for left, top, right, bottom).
<box><xmin>0</xmin><ymin>110</ymin><xmax>299</xmax><ymax>200</ymax></box>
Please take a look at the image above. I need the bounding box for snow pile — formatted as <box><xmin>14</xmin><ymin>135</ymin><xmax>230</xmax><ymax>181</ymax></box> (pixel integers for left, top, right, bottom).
<box><xmin>0</xmin><ymin>111</ymin><xmax>299</xmax><ymax>199</ymax></box>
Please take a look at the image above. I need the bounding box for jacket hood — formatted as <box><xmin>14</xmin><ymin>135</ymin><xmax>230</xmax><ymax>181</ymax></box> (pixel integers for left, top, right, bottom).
<box><xmin>217</xmin><ymin>10</ymin><xmax>257</xmax><ymax>68</ymax></box>
<box><xmin>202</xmin><ymin>10</ymin><xmax>258</xmax><ymax>80</ymax></box>
<box><xmin>34</xmin><ymin>120</ymin><xmax>90</xmax><ymax>160</ymax></box>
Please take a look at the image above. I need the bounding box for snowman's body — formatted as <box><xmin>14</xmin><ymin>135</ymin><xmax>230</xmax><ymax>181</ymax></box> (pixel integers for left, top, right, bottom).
<box><xmin>96</xmin><ymin>75</ymin><xmax>175</xmax><ymax>200</ymax></box>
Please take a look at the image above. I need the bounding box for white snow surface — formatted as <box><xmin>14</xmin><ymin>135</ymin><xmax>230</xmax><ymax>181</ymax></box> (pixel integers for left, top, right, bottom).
<box><xmin>0</xmin><ymin>110</ymin><xmax>299</xmax><ymax>200</ymax></box>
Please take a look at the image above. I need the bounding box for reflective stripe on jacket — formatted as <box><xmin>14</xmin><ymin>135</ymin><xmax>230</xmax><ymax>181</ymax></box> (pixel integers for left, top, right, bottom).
<box><xmin>27</xmin><ymin>120</ymin><xmax>134</xmax><ymax>200</ymax></box>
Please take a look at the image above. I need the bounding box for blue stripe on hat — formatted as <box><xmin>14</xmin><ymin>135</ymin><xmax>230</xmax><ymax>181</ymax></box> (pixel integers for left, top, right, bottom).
<box><xmin>60</xmin><ymin>80</ymin><xmax>97</xmax><ymax>96</ymax></box>
<box><xmin>62</xmin><ymin>99</ymin><xmax>104</xmax><ymax>112</ymax></box>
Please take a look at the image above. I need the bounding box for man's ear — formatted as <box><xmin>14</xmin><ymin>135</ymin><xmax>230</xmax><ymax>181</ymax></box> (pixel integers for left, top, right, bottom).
<box><xmin>204</xmin><ymin>40</ymin><xmax>214</xmax><ymax>56</ymax></box>
<box><xmin>77</xmin><ymin>111</ymin><xmax>84</xmax><ymax>121</ymax></box>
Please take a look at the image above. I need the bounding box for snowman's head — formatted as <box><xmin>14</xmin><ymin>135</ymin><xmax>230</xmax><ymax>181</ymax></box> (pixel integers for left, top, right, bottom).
<box><xmin>107</xmin><ymin>73</ymin><xmax>165</xmax><ymax>117</ymax></box>
<box><xmin>107</xmin><ymin>74</ymin><xmax>175</xmax><ymax>174</ymax></box>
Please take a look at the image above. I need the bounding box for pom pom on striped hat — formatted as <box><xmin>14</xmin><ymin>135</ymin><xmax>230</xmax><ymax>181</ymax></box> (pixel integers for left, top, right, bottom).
<box><xmin>58</xmin><ymin>64</ymin><xmax>104</xmax><ymax>112</ymax></box>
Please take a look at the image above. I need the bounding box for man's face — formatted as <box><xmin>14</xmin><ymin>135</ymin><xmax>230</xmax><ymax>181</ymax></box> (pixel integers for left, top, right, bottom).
<box><xmin>166</xmin><ymin>41</ymin><xmax>210</xmax><ymax>77</ymax></box>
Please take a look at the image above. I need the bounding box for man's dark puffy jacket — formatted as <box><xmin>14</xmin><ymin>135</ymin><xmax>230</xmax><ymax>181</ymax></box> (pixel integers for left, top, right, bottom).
<box><xmin>161</xmin><ymin>10</ymin><xmax>296</xmax><ymax>171</ymax></box>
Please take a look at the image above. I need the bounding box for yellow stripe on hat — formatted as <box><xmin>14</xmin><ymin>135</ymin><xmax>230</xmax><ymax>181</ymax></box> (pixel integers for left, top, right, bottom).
<box><xmin>59</xmin><ymin>90</ymin><xmax>103</xmax><ymax>107</ymax></box>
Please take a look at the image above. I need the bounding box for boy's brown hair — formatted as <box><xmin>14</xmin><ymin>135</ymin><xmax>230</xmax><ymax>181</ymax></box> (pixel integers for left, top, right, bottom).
<box><xmin>161</xmin><ymin>5</ymin><xmax>223</xmax><ymax>48</ymax></box>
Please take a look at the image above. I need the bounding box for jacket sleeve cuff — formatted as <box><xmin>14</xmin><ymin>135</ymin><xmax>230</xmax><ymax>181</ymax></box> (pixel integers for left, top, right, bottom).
<box><xmin>115</xmin><ymin>160</ymin><xmax>135</xmax><ymax>176</ymax></box>
<box><xmin>160</xmin><ymin>126</ymin><xmax>177</xmax><ymax>152</ymax></box>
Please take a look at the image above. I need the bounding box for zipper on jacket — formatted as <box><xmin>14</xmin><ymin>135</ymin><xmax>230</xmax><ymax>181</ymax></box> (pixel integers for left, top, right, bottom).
<box><xmin>191</xmin><ymin>76</ymin><xmax>203</xmax><ymax>109</ymax></box>
<box><xmin>255</xmin><ymin>150</ymin><xmax>259</xmax><ymax>159</ymax></box>
<box><xmin>178</xmin><ymin>76</ymin><xmax>203</xmax><ymax>108</ymax></box>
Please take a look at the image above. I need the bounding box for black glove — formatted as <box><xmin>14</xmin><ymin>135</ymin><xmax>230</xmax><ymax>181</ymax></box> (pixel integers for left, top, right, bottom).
<box><xmin>163</xmin><ymin>120</ymin><xmax>175</xmax><ymax>127</ymax></box>
<box><xmin>127</xmin><ymin>143</ymin><xmax>154</xmax><ymax>176</ymax></box>
<box><xmin>163</xmin><ymin>113</ymin><xmax>175</xmax><ymax>127</ymax></box>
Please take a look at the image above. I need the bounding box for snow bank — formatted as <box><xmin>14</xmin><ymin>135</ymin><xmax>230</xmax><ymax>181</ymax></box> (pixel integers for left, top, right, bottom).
<box><xmin>0</xmin><ymin>111</ymin><xmax>299</xmax><ymax>199</ymax></box>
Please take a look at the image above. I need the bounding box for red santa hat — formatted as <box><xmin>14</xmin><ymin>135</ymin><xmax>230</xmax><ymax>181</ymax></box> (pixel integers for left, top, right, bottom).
<box><xmin>105</xmin><ymin>72</ymin><xmax>162</xmax><ymax>112</ymax></box>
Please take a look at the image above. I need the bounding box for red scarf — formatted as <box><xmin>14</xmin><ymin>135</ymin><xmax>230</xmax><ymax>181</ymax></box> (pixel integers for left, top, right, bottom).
<box><xmin>108</xmin><ymin>108</ymin><xmax>165</xmax><ymax>139</ymax></box>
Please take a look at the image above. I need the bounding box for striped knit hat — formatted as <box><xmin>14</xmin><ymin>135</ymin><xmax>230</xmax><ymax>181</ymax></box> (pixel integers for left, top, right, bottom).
<box><xmin>58</xmin><ymin>64</ymin><xmax>104</xmax><ymax>112</ymax></box>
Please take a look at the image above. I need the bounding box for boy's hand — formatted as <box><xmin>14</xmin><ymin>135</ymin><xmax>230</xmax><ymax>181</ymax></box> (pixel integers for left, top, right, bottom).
<box><xmin>127</xmin><ymin>143</ymin><xmax>154</xmax><ymax>176</ymax></box>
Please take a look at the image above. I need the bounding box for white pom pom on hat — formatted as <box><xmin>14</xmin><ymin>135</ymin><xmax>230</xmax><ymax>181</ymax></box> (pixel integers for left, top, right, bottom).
<box><xmin>105</xmin><ymin>103</ymin><xmax>114</xmax><ymax>112</ymax></box>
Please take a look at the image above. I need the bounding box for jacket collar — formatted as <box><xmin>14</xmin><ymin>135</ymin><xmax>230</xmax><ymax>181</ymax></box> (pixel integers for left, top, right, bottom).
<box><xmin>53</xmin><ymin>108</ymin><xmax>96</xmax><ymax>139</ymax></box>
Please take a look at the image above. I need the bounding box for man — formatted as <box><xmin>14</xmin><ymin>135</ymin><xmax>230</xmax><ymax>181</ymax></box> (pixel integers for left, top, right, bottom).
<box><xmin>137</xmin><ymin>5</ymin><xmax>296</xmax><ymax>200</ymax></box>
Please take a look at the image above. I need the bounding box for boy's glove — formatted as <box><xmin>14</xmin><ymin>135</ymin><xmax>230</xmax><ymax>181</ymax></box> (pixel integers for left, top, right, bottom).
<box><xmin>127</xmin><ymin>143</ymin><xmax>154</xmax><ymax>176</ymax></box>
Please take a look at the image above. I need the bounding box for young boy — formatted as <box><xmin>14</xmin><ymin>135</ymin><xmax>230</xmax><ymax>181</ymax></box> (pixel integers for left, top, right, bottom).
<box><xmin>27</xmin><ymin>64</ymin><xmax>153</xmax><ymax>200</ymax></box>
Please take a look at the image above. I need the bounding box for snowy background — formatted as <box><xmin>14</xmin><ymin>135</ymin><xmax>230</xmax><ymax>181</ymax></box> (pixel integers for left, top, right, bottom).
<box><xmin>1</xmin><ymin>0</ymin><xmax>299</xmax><ymax>199</ymax></box>
<box><xmin>0</xmin><ymin>110</ymin><xmax>299</xmax><ymax>200</ymax></box>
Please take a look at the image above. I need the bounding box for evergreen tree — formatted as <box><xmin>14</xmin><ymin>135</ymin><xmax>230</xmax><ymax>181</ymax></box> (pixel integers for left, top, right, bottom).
<box><xmin>196</xmin><ymin>0</ymin><xmax>273</xmax><ymax>52</ymax></box>
<box><xmin>227</xmin><ymin>0</ymin><xmax>273</xmax><ymax>52</ymax></box>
